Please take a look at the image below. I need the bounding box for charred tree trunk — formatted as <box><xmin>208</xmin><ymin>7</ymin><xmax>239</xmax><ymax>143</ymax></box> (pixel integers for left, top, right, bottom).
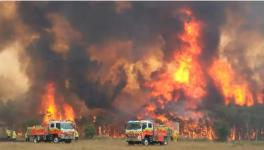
<box><xmin>255</xmin><ymin>129</ymin><xmax>258</xmax><ymax>141</ymax></box>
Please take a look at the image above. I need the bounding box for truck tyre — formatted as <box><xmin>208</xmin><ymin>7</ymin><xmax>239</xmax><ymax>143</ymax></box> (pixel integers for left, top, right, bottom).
<box><xmin>149</xmin><ymin>137</ymin><xmax>153</xmax><ymax>144</ymax></box>
<box><xmin>143</xmin><ymin>138</ymin><xmax>149</xmax><ymax>146</ymax></box>
<box><xmin>160</xmin><ymin>137</ymin><xmax>168</xmax><ymax>145</ymax></box>
<box><xmin>53</xmin><ymin>136</ymin><xmax>59</xmax><ymax>143</ymax></box>
<box><xmin>33</xmin><ymin>136</ymin><xmax>39</xmax><ymax>143</ymax></box>
<box><xmin>163</xmin><ymin>139</ymin><xmax>168</xmax><ymax>145</ymax></box>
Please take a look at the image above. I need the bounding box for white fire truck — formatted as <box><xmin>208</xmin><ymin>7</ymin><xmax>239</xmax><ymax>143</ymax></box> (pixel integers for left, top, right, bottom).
<box><xmin>25</xmin><ymin>120</ymin><xmax>75</xmax><ymax>143</ymax></box>
<box><xmin>125</xmin><ymin>120</ymin><xmax>171</xmax><ymax>145</ymax></box>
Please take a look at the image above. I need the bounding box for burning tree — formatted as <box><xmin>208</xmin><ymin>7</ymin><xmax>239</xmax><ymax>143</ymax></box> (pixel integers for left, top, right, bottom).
<box><xmin>40</xmin><ymin>82</ymin><xmax>75</xmax><ymax>124</ymax></box>
<box><xmin>209</xmin><ymin>104</ymin><xmax>264</xmax><ymax>141</ymax></box>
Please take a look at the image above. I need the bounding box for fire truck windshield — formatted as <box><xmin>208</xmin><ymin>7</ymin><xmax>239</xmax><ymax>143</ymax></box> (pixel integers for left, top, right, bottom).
<box><xmin>126</xmin><ymin>122</ymin><xmax>141</xmax><ymax>130</ymax></box>
<box><xmin>61</xmin><ymin>123</ymin><xmax>73</xmax><ymax>129</ymax></box>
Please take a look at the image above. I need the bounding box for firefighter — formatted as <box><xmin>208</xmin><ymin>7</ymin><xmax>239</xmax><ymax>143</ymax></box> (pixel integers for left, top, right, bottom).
<box><xmin>25</xmin><ymin>129</ymin><xmax>29</xmax><ymax>141</ymax></box>
<box><xmin>172</xmin><ymin>130</ymin><xmax>179</xmax><ymax>141</ymax></box>
<box><xmin>74</xmin><ymin>129</ymin><xmax>79</xmax><ymax>141</ymax></box>
<box><xmin>11</xmin><ymin>130</ymin><xmax>17</xmax><ymax>141</ymax></box>
<box><xmin>5</xmin><ymin>129</ymin><xmax>11</xmax><ymax>139</ymax></box>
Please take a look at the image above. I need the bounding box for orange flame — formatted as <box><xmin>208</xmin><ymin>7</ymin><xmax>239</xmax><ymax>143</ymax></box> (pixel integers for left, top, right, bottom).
<box><xmin>155</xmin><ymin>114</ymin><xmax>169</xmax><ymax>123</ymax></box>
<box><xmin>146</xmin><ymin>8</ymin><xmax>206</xmax><ymax>110</ymax></box>
<box><xmin>145</xmin><ymin>103</ymin><xmax>156</xmax><ymax>112</ymax></box>
<box><xmin>181</xmin><ymin>119</ymin><xmax>215</xmax><ymax>140</ymax></box>
<box><xmin>141</xmin><ymin>8</ymin><xmax>218</xmax><ymax>141</ymax></box>
<box><xmin>63</xmin><ymin>103</ymin><xmax>75</xmax><ymax>122</ymax></box>
<box><xmin>41</xmin><ymin>82</ymin><xmax>75</xmax><ymax>124</ymax></box>
<box><xmin>141</xmin><ymin>8</ymin><xmax>260</xmax><ymax>141</ymax></box>
<box><xmin>257</xmin><ymin>92</ymin><xmax>264</xmax><ymax>104</ymax></box>
<box><xmin>209</xmin><ymin>59</ymin><xmax>254</xmax><ymax>106</ymax></box>
<box><xmin>228</xmin><ymin>127</ymin><xmax>236</xmax><ymax>141</ymax></box>
<box><xmin>207</xmin><ymin>126</ymin><xmax>215</xmax><ymax>140</ymax></box>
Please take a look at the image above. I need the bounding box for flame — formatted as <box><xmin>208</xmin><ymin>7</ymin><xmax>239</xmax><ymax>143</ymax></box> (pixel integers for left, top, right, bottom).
<box><xmin>207</xmin><ymin>126</ymin><xmax>215</xmax><ymax>140</ymax></box>
<box><xmin>155</xmin><ymin>114</ymin><xmax>169</xmax><ymax>123</ymax></box>
<box><xmin>146</xmin><ymin>9</ymin><xmax>206</xmax><ymax>104</ymax></box>
<box><xmin>209</xmin><ymin>59</ymin><xmax>254</xmax><ymax>106</ymax></box>
<box><xmin>41</xmin><ymin>83</ymin><xmax>57</xmax><ymax>124</ymax></box>
<box><xmin>63</xmin><ymin>103</ymin><xmax>75</xmax><ymax>121</ymax></box>
<box><xmin>181</xmin><ymin>119</ymin><xmax>215</xmax><ymax>140</ymax></box>
<box><xmin>172</xmin><ymin>59</ymin><xmax>190</xmax><ymax>84</ymax></box>
<box><xmin>228</xmin><ymin>127</ymin><xmax>236</xmax><ymax>141</ymax></box>
<box><xmin>140</xmin><ymin>8</ymin><xmax>214</xmax><ymax>140</ymax></box>
<box><xmin>257</xmin><ymin>92</ymin><xmax>264</xmax><ymax>104</ymax></box>
<box><xmin>41</xmin><ymin>82</ymin><xmax>75</xmax><ymax>124</ymax></box>
<box><xmin>180</xmin><ymin>17</ymin><xmax>202</xmax><ymax>55</ymax></box>
<box><xmin>145</xmin><ymin>103</ymin><xmax>156</xmax><ymax>112</ymax></box>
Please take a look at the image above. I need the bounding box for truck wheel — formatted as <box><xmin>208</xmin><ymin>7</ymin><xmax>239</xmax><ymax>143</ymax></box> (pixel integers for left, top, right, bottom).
<box><xmin>163</xmin><ymin>139</ymin><xmax>168</xmax><ymax>145</ymax></box>
<box><xmin>53</xmin><ymin>136</ymin><xmax>59</xmax><ymax>143</ymax></box>
<box><xmin>143</xmin><ymin>138</ymin><xmax>149</xmax><ymax>146</ymax></box>
<box><xmin>160</xmin><ymin>138</ymin><xmax>168</xmax><ymax>145</ymax></box>
<box><xmin>33</xmin><ymin>136</ymin><xmax>38</xmax><ymax>143</ymax></box>
<box><xmin>128</xmin><ymin>141</ymin><xmax>134</xmax><ymax>145</ymax></box>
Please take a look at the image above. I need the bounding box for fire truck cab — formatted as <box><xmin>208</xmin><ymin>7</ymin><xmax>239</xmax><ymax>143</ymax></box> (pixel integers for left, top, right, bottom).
<box><xmin>25</xmin><ymin>120</ymin><xmax>75</xmax><ymax>143</ymax></box>
<box><xmin>125</xmin><ymin>120</ymin><xmax>170</xmax><ymax>145</ymax></box>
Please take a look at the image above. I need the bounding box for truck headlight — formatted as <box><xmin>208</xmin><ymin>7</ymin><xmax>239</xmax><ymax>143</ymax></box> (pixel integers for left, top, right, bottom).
<box><xmin>60</xmin><ymin>133</ymin><xmax>66</xmax><ymax>138</ymax></box>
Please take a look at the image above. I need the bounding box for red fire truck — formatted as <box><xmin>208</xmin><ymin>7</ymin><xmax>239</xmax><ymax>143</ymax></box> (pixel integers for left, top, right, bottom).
<box><xmin>25</xmin><ymin>120</ymin><xmax>75</xmax><ymax>143</ymax></box>
<box><xmin>125</xmin><ymin>120</ymin><xmax>170</xmax><ymax>145</ymax></box>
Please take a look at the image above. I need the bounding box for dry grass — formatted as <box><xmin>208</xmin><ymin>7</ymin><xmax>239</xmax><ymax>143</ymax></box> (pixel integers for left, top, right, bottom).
<box><xmin>1</xmin><ymin>139</ymin><xmax>264</xmax><ymax>150</ymax></box>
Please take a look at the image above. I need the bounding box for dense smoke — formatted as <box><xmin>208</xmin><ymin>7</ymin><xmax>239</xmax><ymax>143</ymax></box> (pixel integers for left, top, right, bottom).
<box><xmin>0</xmin><ymin>2</ymin><xmax>263</xmax><ymax>132</ymax></box>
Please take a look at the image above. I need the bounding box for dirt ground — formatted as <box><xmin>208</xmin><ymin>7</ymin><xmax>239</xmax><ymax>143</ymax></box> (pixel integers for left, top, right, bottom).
<box><xmin>1</xmin><ymin>139</ymin><xmax>264</xmax><ymax>150</ymax></box>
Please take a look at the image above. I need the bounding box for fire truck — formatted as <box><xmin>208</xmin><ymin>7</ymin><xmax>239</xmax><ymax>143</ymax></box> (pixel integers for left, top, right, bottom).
<box><xmin>25</xmin><ymin>120</ymin><xmax>75</xmax><ymax>143</ymax></box>
<box><xmin>125</xmin><ymin>120</ymin><xmax>170</xmax><ymax>145</ymax></box>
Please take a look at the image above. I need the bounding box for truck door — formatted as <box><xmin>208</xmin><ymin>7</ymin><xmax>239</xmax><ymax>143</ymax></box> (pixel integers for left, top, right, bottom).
<box><xmin>48</xmin><ymin>123</ymin><xmax>56</xmax><ymax>134</ymax></box>
<box><xmin>148</xmin><ymin>123</ymin><xmax>154</xmax><ymax>137</ymax></box>
<box><xmin>55</xmin><ymin>123</ymin><xmax>61</xmax><ymax>130</ymax></box>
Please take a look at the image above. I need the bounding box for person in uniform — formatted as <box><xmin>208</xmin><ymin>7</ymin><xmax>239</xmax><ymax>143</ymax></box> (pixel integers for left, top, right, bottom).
<box><xmin>5</xmin><ymin>129</ymin><xmax>11</xmax><ymax>140</ymax></box>
<box><xmin>11</xmin><ymin>130</ymin><xmax>17</xmax><ymax>141</ymax></box>
<box><xmin>74</xmin><ymin>129</ymin><xmax>79</xmax><ymax>141</ymax></box>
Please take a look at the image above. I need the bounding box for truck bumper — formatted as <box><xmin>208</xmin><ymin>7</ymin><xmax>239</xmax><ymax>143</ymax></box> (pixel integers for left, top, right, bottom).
<box><xmin>60</xmin><ymin>136</ymin><xmax>75</xmax><ymax>140</ymax></box>
<box><xmin>126</xmin><ymin>137</ymin><xmax>142</xmax><ymax>142</ymax></box>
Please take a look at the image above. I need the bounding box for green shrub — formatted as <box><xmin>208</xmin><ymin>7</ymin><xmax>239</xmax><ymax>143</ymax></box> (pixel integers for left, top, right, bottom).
<box><xmin>84</xmin><ymin>124</ymin><xmax>96</xmax><ymax>139</ymax></box>
<box><xmin>213</xmin><ymin>122</ymin><xmax>230</xmax><ymax>141</ymax></box>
